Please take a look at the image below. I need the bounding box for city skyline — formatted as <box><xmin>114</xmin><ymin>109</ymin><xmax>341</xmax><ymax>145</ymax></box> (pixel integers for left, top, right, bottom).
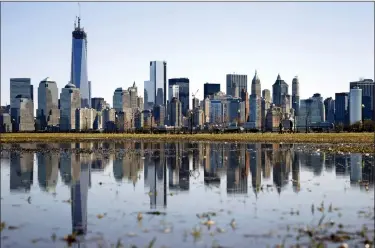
<box><xmin>1</xmin><ymin>2</ymin><xmax>374</xmax><ymax>107</ymax></box>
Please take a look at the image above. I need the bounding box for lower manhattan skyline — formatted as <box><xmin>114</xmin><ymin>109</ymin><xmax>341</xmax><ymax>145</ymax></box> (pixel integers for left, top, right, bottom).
<box><xmin>1</xmin><ymin>2</ymin><xmax>374</xmax><ymax>107</ymax></box>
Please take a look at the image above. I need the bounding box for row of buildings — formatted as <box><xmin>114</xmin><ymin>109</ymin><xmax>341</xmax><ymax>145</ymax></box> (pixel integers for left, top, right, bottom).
<box><xmin>1</xmin><ymin>15</ymin><xmax>374</xmax><ymax>132</ymax></box>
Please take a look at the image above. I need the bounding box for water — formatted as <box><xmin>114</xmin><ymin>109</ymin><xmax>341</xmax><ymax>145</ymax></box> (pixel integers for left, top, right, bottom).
<box><xmin>1</xmin><ymin>142</ymin><xmax>374</xmax><ymax>248</ymax></box>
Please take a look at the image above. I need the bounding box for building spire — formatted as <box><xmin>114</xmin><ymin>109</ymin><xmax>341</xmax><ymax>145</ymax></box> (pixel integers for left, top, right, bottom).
<box><xmin>77</xmin><ymin>2</ymin><xmax>81</xmax><ymax>29</ymax></box>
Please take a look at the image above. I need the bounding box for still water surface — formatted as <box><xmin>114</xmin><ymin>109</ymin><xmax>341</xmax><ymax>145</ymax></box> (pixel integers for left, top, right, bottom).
<box><xmin>1</xmin><ymin>142</ymin><xmax>374</xmax><ymax>248</ymax></box>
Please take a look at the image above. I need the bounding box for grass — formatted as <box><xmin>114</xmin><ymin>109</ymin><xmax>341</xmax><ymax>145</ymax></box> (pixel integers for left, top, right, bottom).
<box><xmin>0</xmin><ymin>132</ymin><xmax>374</xmax><ymax>144</ymax></box>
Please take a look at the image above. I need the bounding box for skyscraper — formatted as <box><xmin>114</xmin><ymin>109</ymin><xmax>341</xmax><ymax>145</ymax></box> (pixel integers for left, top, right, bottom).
<box><xmin>204</xmin><ymin>83</ymin><xmax>220</xmax><ymax>99</ymax></box>
<box><xmin>168</xmin><ymin>78</ymin><xmax>189</xmax><ymax>116</ymax></box>
<box><xmin>272</xmin><ymin>74</ymin><xmax>289</xmax><ymax>106</ymax></box>
<box><xmin>349</xmin><ymin>87</ymin><xmax>362</xmax><ymax>125</ymax></box>
<box><xmin>37</xmin><ymin>77</ymin><xmax>59</xmax><ymax>130</ymax></box>
<box><xmin>128</xmin><ymin>82</ymin><xmax>138</xmax><ymax>109</ymax></box>
<box><xmin>292</xmin><ymin>76</ymin><xmax>300</xmax><ymax>116</ymax></box>
<box><xmin>70</xmin><ymin>17</ymin><xmax>89</xmax><ymax>108</ymax></box>
<box><xmin>10</xmin><ymin>78</ymin><xmax>33</xmax><ymax>119</ymax></box>
<box><xmin>250</xmin><ymin>71</ymin><xmax>262</xmax><ymax>128</ymax></box>
<box><xmin>324</xmin><ymin>97</ymin><xmax>335</xmax><ymax>124</ymax></box>
<box><xmin>60</xmin><ymin>83</ymin><xmax>81</xmax><ymax>131</ymax></box>
<box><xmin>144</xmin><ymin>61</ymin><xmax>167</xmax><ymax>110</ymax></box>
<box><xmin>335</xmin><ymin>92</ymin><xmax>349</xmax><ymax>125</ymax></box>
<box><xmin>169</xmin><ymin>97</ymin><xmax>182</xmax><ymax>127</ymax></box>
<box><xmin>226</xmin><ymin>74</ymin><xmax>247</xmax><ymax>98</ymax></box>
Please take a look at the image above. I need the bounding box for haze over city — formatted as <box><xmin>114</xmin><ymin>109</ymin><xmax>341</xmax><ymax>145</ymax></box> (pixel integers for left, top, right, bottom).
<box><xmin>1</xmin><ymin>2</ymin><xmax>373</xmax><ymax>107</ymax></box>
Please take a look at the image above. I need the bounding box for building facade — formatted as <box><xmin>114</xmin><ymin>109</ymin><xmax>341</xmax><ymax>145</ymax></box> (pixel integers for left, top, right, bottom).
<box><xmin>169</xmin><ymin>97</ymin><xmax>182</xmax><ymax>127</ymax></box>
<box><xmin>144</xmin><ymin>61</ymin><xmax>167</xmax><ymax>110</ymax></box>
<box><xmin>335</xmin><ymin>92</ymin><xmax>349</xmax><ymax>125</ymax></box>
<box><xmin>350</xmin><ymin>79</ymin><xmax>374</xmax><ymax>120</ymax></box>
<box><xmin>349</xmin><ymin>87</ymin><xmax>362</xmax><ymax>125</ymax></box>
<box><xmin>292</xmin><ymin>76</ymin><xmax>300</xmax><ymax>116</ymax></box>
<box><xmin>10</xmin><ymin>78</ymin><xmax>33</xmax><ymax>120</ymax></box>
<box><xmin>272</xmin><ymin>74</ymin><xmax>289</xmax><ymax>107</ymax></box>
<box><xmin>324</xmin><ymin>97</ymin><xmax>335</xmax><ymax>124</ymax></box>
<box><xmin>14</xmin><ymin>95</ymin><xmax>34</xmax><ymax>131</ymax></box>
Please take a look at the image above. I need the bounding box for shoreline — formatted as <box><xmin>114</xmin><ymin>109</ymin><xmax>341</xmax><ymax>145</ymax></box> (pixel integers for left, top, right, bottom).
<box><xmin>1</xmin><ymin>133</ymin><xmax>374</xmax><ymax>153</ymax></box>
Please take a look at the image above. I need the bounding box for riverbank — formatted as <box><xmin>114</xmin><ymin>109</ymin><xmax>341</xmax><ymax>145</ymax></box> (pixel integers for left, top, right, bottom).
<box><xmin>0</xmin><ymin>133</ymin><xmax>374</xmax><ymax>153</ymax></box>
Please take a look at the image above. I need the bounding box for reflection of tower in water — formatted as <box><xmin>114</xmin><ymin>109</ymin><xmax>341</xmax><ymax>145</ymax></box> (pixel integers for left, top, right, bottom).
<box><xmin>10</xmin><ymin>152</ymin><xmax>34</xmax><ymax>192</ymax></box>
<box><xmin>203</xmin><ymin>144</ymin><xmax>221</xmax><ymax>185</ymax></box>
<box><xmin>272</xmin><ymin>150</ymin><xmax>290</xmax><ymax>194</ymax></box>
<box><xmin>292</xmin><ymin>151</ymin><xmax>301</xmax><ymax>193</ymax></box>
<box><xmin>350</xmin><ymin>154</ymin><xmax>362</xmax><ymax>184</ymax></box>
<box><xmin>227</xmin><ymin>144</ymin><xmax>248</xmax><ymax>195</ymax></box>
<box><xmin>37</xmin><ymin>150</ymin><xmax>59</xmax><ymax>192</ymax></box>
<box><xmin>144</xmin><ymin>143</ymin><xmax>167</xmax><ymax>209</ymax></box>
<box><xmin>168</xmin><ymin>143</ymin><xmax>189</xmax><ymax>191</ymax></box>
<box><xmin>249</xmin><ymin>144</ymin><xmax>261</xmax><ymax>197</ymax></box>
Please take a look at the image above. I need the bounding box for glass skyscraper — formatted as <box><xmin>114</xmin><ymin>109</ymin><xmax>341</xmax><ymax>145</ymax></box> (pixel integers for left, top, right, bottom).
<box><xmin>70</xmin><ymin>17</ymin><xmax>90</xmax><ymax>108</ymax></box>
<box><xmin>144</xmin><ymin>61</ymin><xmax>167</xmax><ymax>110</ymax></box>
<box><xmin>168</xmin><ymin>78</ymin><xmax>189</xmax><ymax>116</ymax></box>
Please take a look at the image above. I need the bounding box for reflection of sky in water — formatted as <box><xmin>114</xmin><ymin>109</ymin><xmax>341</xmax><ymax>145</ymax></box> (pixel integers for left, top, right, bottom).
<box><xmin>1</xmin><ymin>142</ymin><xmax>374</xmax><ymax>248</ymax></box>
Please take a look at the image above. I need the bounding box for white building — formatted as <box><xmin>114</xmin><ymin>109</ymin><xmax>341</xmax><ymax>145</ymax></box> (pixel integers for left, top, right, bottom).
<box><xmin>349</xmin><ymin>87</ymin><xmax>362</xmax><ymax>125</ymax></box>
<box><xmin>75</xmin><ymin>108</ymin><xmax>96</xmax><ymax>131</ymax></box>
<box><xmin>168</xmin><ymin>84</ymin><xmax>179</xmax><ymax>102</ymax></box>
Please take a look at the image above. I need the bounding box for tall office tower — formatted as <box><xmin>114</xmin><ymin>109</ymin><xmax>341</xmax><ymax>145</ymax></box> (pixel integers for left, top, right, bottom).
<box><xmin>10</xmin><ymin>78</ymin><xmax>33</xmax><ymax>119</ymax></box>
<box><xmin>350</xmin><ymin>79</ymin><xmax>374</xmax><ymax>120</ymax></box>
<box><xmin>272</xmin><ymin>74</ymin><xmax>289</xmax><ymax>106</ymax></box>
<box><xmin>153</xmin><ymin>105</ymin><xmax>165</xmax><ymax>127</ymax></box>
<box><xmin>324</xmin><ymin>97</ymin><xmax>335</xmax><ymax>124</ymax></box>
<box><xmin>292</xmin><ymin>76</ymin><xmax>300</xmax><ymax>115</ymax></box>
<box><xmin>14</xmin><ymin>95</ymin><xmax>34</xmax><ymax>131</ymax></box>
<box><xmin>113</xmin><ymin>88</ymin><xmax>125</xmax><ymax>113</ymax></box>
<box><xmin>60</xmin><ymin>83</ymin><xmax>81</xmax><ymax>131</ymax></box>
<box><xmin>349</xmin><ymin>87</ymin><xmax>362</xmax><ymax>125</ymax></box>
<box><xmin>250</xmin><ymin>71</ymin><xmax>262</xmax><ymax>128</ymax></box>
<box><xmin>168</xmin><ymin>84</ymin><xmax>179</xmax><ymax>101</ymax></box>
<box><xmin>226</xmin><ymin>74</ymin><xmax>247</xmax><ymax>98</ymax></box>
<box><xmin>335</xmin><ymin>92</ymin><xmax>349</xmax><ymax>125</ymax></box>
<box><xmin>70</xmin><ymin>17</ymin><xmax>89</xmax><ymax>108</ymax></box>
<box><xmin>262</xmin><ymin>89</ymin><xmax>272</xmax><ymax>127</ymax></box>
<box><xmin>128</xmin><ymin>82</ymin><xmax>138</xmax><ymax>109</ymax></box>
<box><xmin>144</xmin><ymin>61</ymin><xmax>167</xmax><ymax>109</ymax></box>
<box><xmin>241</xmin><ymin>89</ymin><xmax>249</xmax><ymax>122</ymax></box>
<box><xmin>310</xmin><ymin>93</ymin><xmax>325</xmax><ymax>122</ymax></box>
<box><xmin>204</xmin><ymin>83</ymin><xmax>220</xmax><ymax>99</ymax></box>
<box><xmin>91</xmin><ymin>97</ymin><xmax>105</xmax><ymax>111</ymax></box>
<box><xmin>251</xmin><ymin>70</ymin><xmax>261</xmax><ymax>97</ymax></box>
<box><xmin>168</xmin><ymin>78</ymin><xmax>189</xmax><ymax>116</ymax></box>
<box><xmin>37</xmin><ymin>77</ymin><xmax>59</xmax><ymax>130</ymax></box>
<box><xmin>169</xmin><ymin>97</ymin><xmax>182</xmax><ymax>127</ymax></box>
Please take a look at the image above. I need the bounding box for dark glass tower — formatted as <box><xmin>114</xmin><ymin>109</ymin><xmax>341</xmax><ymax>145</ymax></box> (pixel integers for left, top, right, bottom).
<box><xmin>204</xmin><ymin>83</ymin><xmax>220</xmax><ymax>99</ymax></box>
<box><xmin>70</xmin><ymin>17</ymin><xmax>90</xmax><ymax>108</ymax></box>
<box><xmin>169</xmin><ymin>78</ymin><xmax>190</xmax><ymax>116</ymax></box>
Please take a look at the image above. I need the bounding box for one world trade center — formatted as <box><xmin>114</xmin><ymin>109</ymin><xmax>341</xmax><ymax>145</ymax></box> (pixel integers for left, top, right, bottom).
<box><xmin>70</xmin><ymin>17</ymin><xmax>90</xmax><ymax>108</ymax></box>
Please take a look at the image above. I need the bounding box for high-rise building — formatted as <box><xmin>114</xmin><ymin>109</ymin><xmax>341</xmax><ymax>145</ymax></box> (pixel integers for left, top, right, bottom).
<box><xmin>349</xmin><ymin>87</ymin><xmax>362</xmax><ymax>125</ymax></box>
<box><xmin>10</xmin><ymin>78</ymin><xmax>33</xmax><ymax>120</ymax></box>
<box><xmin>261</xmin><ymin>89</ymin><xmax>271</xmax><ymax>130</ymax></box>
<box><xmin>13</xmin><ymin>95</ymin><xmax>34</xmax><ymax>131</ymax></box>
<box><xmin>168</xmin><ymin>78</ymin><xmax>189</xmax><ymax>116</ymax></box>
<box><xmin>169</xmin><ymin>97</ymin><xmax>182</xmax><ymax>127</ymax></box>
<box><xmin>137</xmin><ymin>96</ymin><xmax>144</xmax><ymax>110</ymax></box>
<box><xmin>324</xmin><ymin>97</ymin><xmax>335</xmax><ymax>124</ymax></box>
<box><xmin>192</xmin><ymin>97</ymin><xmax>199</xmax><ymax>110</ymax></box>
<box><xmin>292</xmin><ymin>76</ymin><xmax>300</xmax><ymax>116</ymax></box>
<box><xmin>226</xmin><ymin>74</ymin><xmax>247</xmax><ymax>98</ymax></box>
<box><xmin>37</xmin><ymin>77</ymin><xmax>59</xmax><ymax>130</ymax></box>
<box><xmin>335</xmin><ymin>92</ymin><xmax>349</xmax><ymax>125</ymax></box>
<box><xmin>204</xmin><ymin>83</ymin><xmax>220</xmax><ymax>99</ymax></box>
<box><xmin>250</xmin><ymin>71</ymin><xmax>262</xmax><ymax>128</ymax></box>
<box><xmin>241</xmin><ymin>89</ymin><xmax>249</xmax><ymax>122</ymax></box>
<box><xmin>88</xmin><ymin>81</ymin><xmax>91</xmax><ymax>105</ymax></box>
<box><xmin>113</xmin><ymin>88</ymin><xmax>126</xmax><ymax>113</ymax></box>
<box><xmin>70</xmin><ymin>17</ymin><xmax>89</xmax><ymax>108</ymax></box>
<box><xmin>128</xmin><ymin>82</ymin><xmax>138</xmax><ymax>109</ymax></box>
<box><xmin>349</xmin><ymin>79</ymin><xmax>374</xmax><ymax>120</ymax></box>
<box><xmin>144</xmin><ymin>61</ymin><xmax>167</xmax><ymax>110</ymax></box>
<box><xmin>153</xmin><ymin>105</ymin><xmax>165</xmax><ymax>127</ymax></box>
<box><xmin>272</xmin><ymin>74</ymin><xmax>289</xmax><ymax>106</ymax></box>
<box><xmin>60</xmin><ymin>83</ymin><xmax>81</xmax><ymax>131</ymax></box>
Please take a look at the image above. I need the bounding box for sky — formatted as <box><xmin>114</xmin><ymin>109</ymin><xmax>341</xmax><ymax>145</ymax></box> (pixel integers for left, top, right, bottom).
<box><xmin>1</xmin><ymin>2</ymin><xmax>374</xmax><ymax>108</ymax></box>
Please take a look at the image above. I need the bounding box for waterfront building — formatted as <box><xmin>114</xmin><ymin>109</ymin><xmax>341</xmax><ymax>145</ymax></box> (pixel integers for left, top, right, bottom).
<box><xmin>13</xmin><ymin>95</ymin><xmax>34</xmax><ymax>131</ymax></box>
<box><xmin>349</xmin><ymin>87</ymin><xmax>362</xmax><ymax>125</ymax></box>
<box><xmin>91</xmin><ymin>97</ymin><xmax>105</xmax><ymax>111</ymax></box>
<box><xmin>324</xmin><ymin>97</ymin><xmax>335</xmax><ymax>124</ymax></box>
<box><xmin>137</xmin><ymin>96</ymin><xmax>144</xmax><ymax>110</ymax></box>
<box><xmin>10</xmin><ymin>78</ymin><xmax>33</xmax><ymax>120</ymax></box>
<box><xmin>240</xmin><ymin>89</ymin><xmax>249</xmax><ymax>123</ymax></box>
<box><xmin>272</xmin><ymin>74</ymin><xmax>289</xmax><ymax>106</ymax></box>
<box><xmin>169</xmin><ymin>97</ymin><xmax>182</xmax><ymax>127</ymax></box>
<box><xmin>335</xmin><ymin>92</ymin><xmax>349</xmax><ymax>125</ymax></box>
<box><xmin>250</xmin><ymin>71</ymin><xmax>262</xmax><ymax>128</ymax></box>
<box><xmin>144</xmin><ymin>61</ymin><xmax>167</xmax><ymax>109</ymax></box>
<box><xmin>102</xmin><ymin>108</ymin><xmax>116</xmax><ymax>131</ymax></box>
<box><xmin>0</xmin><ymin>113</ymin><xmax>12</xmax><ymax>132</ymax></box>
<box><xmin>75</xmin><ymin>108</ymin><xmax>96</xmax><ymax>131</ymax></box>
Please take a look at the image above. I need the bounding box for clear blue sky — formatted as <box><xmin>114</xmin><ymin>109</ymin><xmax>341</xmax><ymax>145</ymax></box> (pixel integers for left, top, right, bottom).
<box><xmin>1</xmin><ymin>2</ymin><xmax>374</xmax><ymax>107</ymax></box>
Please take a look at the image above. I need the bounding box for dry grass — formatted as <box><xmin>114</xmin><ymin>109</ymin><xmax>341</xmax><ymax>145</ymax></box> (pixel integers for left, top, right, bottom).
<box><xmin>0</xmin><ymin>132</ymin><xmax>374</xmax><ymax>144</ymax></box>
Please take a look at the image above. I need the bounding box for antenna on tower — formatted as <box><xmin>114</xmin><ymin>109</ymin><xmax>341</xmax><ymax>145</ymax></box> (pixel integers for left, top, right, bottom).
<box><xmin>77</xmin><ymin>2</ymin><xmax>81</xmax><ymax>28</ymax></box>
